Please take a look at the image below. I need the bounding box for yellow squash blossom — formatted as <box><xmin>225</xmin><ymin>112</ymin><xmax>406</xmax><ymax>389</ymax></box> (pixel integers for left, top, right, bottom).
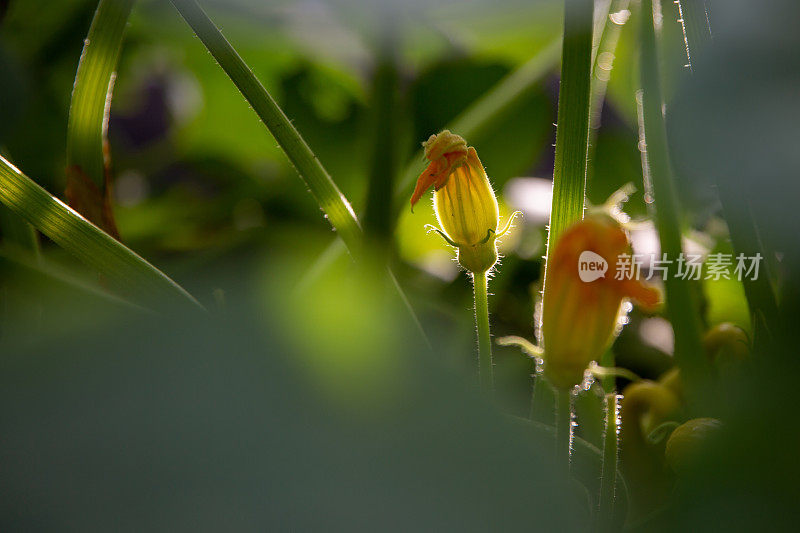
<box><xmin>542</xmin><ymin>213</ymin><xmax>660</xmax><ymax>389</ymax></box>
<box><xmin>410</xmin><ymin>130</ymin><xmax>517</xmax><ymax>273</ymax></box>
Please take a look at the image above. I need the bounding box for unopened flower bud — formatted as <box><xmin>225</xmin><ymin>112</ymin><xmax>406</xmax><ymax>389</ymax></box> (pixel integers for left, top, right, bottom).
<box><xmin>665</xmin><ymin>418</ymin><xmax>722</xmax><ymax>473</ymax></box>
<box><xmin>411</xmin><ymin>130</ymin><xmax>517</xmax><ymax>273</ymax></box>
<box><xmin>703</xmin><ymin>322</ymin><xmax>749</xmax><ymax>366</ymax></box>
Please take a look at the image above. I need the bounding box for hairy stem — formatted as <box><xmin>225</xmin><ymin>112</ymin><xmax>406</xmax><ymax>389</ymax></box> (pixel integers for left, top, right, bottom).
<box><xmin>597</xmin><ymin>393</ymin><xmax>620</xmax><ymax>530</ymax></box>
<box><xmin>639</xmin><ymin>0</ymin><xmax>709</xmax><ymax>407</ymax></box>
<box><xmin>555</xmin><ymin>387</ymin><xmax>573</xmax><ymax>475</ymax></box>
<box><xmin>546</xmin><ymin>0</ymin><xmax>594</xmax><ymax>250</ymax></box>
<box><xmin>473</xmin><ymin>270</ymin><xmax>493</xmax><ymax>392</ymax></box>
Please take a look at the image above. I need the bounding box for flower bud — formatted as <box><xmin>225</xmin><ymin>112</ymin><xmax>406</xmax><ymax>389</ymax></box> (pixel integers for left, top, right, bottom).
<box><xmin>703</xmin><ymin>322</ymin><xmax>749</xmax><ymax>366</ymax></box>
<box><xmin>665</xmin><ymin>418</ymin><xmax>722</xmax><ymax>473</ymax></box>
<box><xmin>411</xmin><ymin>131</ymin><xmax>513</xmax><ymax>273</ymax></box>
<box><xmin>542</xmin><ymin>213</ymin><xmax>660</xmax><ymax>389</ymax></box>
<box><xmin>621</xmin><ymin>380</ymin><xmax>682</xmax><ymax>438</ymax></box>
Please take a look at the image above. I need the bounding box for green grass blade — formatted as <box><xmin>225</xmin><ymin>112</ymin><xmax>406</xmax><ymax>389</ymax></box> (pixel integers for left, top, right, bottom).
<box><xmin>0</xmin><ymin>156</ymin><xmax>202</xmax><ymax>310</ymax></box>
<box><xmin>546</xmin><ymin>0</ymin><xmax>594</xmax><ymax>250</ymax></box>
<box><xmin>675</xmin><ymin>0</ymin><xmax>710</xmax><ymax>73</ymax></box>
<box><xmin>638</xmin><ymin>0</ymin><xmax>708</xmax><ymax>405</ymax></box>
<box><xmin>363</xmin><ymin>30</ymin><xmax>400</xmax><ymax>246</ymax></box>
<box><xmin>676</xmin><ymin>1</ymin><xmax>779</xmax><ymax>331</ymax></box>
<box><xmin>168</xmin><ymin>0</ymin><xmax>362</xmax><ymax>256</ymax></box>
<box><xmin>539</xmin><ymin>0</ymin><xmax>594</xmax><ymax>334</ymax></box>
<box><xmin>395</xmin><ymin>38</ymin><xmax>561</xmax><ymax>210</ymax></box>
<box><xmin>66</xmin><ymin>0</ymin><xmax>135</xmax><ymax>188</ymax></box>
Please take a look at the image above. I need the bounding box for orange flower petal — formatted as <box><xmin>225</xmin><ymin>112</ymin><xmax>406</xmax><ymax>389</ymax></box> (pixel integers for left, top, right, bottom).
<box><xmin>410</xmin><ymin>159</ymin><xmax>446</xmax><ymax>208</ymax></box>
<box><xmin>621</xmin><ymin>279</ymin><xmax>661</xmax><ymax>311</ymax></box>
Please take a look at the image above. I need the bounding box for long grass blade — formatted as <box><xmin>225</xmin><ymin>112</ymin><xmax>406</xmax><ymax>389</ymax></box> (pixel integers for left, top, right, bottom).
<box><xmin>363</xmin><ymin>15</ymin><xmax>400</xmax><ymax>246</ymax></box>
<box><xmin>66</xmin><ymin>0</ymin><xmax>135</xmax><ymax>236</ymax></box>
<box><xmin>638</xmin><ymin>0</ymin><xmax>708</xmax><ymax>405</ymax></box>
<box><xmin>539</xmin><ymin>0</ymin><xmax>594</xmax><ymax>340</ymax></box>
<box><xmin>546</xmin><ymin>0</ymin><xmax>594</xmax><ymax>250</ymax></box>
<box><xmin>0</xmin><ymin>156</ymin><xmax>202</xmax><ymax>310</ymax></box>
<box><xmin>675</xmin><ymin>0</ymin><xmax>710</xmax><ymax>73</ymax></box>
<box><xmin>675</xmin><ymin>1</ymin><xmax>779</xmax><ymax>333</ymax></box>
<box><xmin>168</xmin><ymin>0</ymin><xmax>362</xmax><ymax>256</ymax></box>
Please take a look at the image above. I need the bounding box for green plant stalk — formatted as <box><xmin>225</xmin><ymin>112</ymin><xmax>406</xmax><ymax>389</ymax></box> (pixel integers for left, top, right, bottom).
<box><xmin>540</xmin><ymin>0</ymin><xmax>593</xmax><ymax>431</ymax></box>
<box><xmin>363</xmin><ymin>56</ymin><xmax>398</xmax><ymax>245</ymax></box>
<box><xmin>676</xmin><ymin>1</ymin><xmax>779</xmax><ymax>333</ymax></box>
<box><xmin>597</xmin><ymin>393</ymin><xmax>620</xmax><ymax>530</ymax></box>
<box><xmin>675</xmin><ymin>0</ymin><xmax>710</xmax><ymax>73</ymax></box>
<box><xmin>555</xmin><ymin>387</ymin><xmax>572</xmax><ymax>475</ymax></box>
<box><xmin>473</xmin><ymin>270</ymin><xmax>493</xmax><ymax>392</ymax></box>
<box><xmin>394</xmin><ymin>39</ymin><xmax>561</xmax><ymax>212</ymax></box>
<box><xmin>363</xmin><ymin>11</ymin><xmax>400</xmax><ymax>246</ymax></box>
<box><xmin>546</xmin><ymin>0</ymin><xmax>594</xmax><ymax>252</ymax></box>
<box><xmin>67</xmin><ymin>0</ymin><xmax>135</xmax><ymax>188</ymax></box>
<box><xmin>0</xmin><ymin>156</ymin><xmax>201</xmax><ymax>310</ymax></box>
<box><xmin>540</xmin><ymin>0</ymin><xmax>593</xmax><ymax>350</ymax></box>
<box><xmin>506</xmin><ymin>413</ymin><xmax>630</xmax><ymax>524</ymax></box>
<box><xmin>169</xmin><ymin>0</ymin><xmax>362</xmax><ymax>256</ymax></box>
<box><xmin>639</xmin><ymin>0</ymin><xmax>708</xmax><ymax>405</ymax></box>
<box><xmin>531</xmin><ymin>369</ymin><xmax>556</xmax><ymax>423</ymax></box>
<box><xmin>598</xmin><ymin>348</ymin><xmax>616</xmax><ymax>393</ymax></box>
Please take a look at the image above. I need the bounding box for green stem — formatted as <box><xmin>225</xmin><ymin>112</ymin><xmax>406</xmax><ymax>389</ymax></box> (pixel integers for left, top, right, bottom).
<box><xmin>597</xmin><ymin>393</ymin><xmax>619</xmax><ymax>530</ymax></box>
<box><xmin>675</xmin><ymin>0</ymin><xmax>711</xmax><ymax>73</ymax></box>
<box><xmin>169</xmin><ymin>0</ymin><xmax>362</xmax><ymax>256</ymax></box>
<box><xmin>541</xmin><ymin>0</ymin><xmax>594</xmax><ymax>335</ymax></box>
<box><xmin>546</xmin><ymin>0</ymin><xmax>594</xmax><ymax>250</ymax></box>
<box><xmin>363</xmin><ymin>10</ymin><xmax>399</xmax><ymax>247</ymax></box>
<box><xmin>555</xmin><ymin>387</ymin><xmax>573</xmax><ymax>475</ymax></box>
<box><xmin>473</xmin><ymin>270</ymin><xmax>493</xmax><ymax>392</ymax></box>
<box><xmin>639</xmin><ymin>0</ymin><xmax>709</xmax><ymax>407</ymax></box>
<box><xmin>530</xmin><ymin>367</ymin><xmax>556</xmax><ymax>424</ymax></box>
<box><xmin>676</xmin><ymin>0</ymin><xmax>779</xmax><ymax>336</ymax></box>
<box><xmin>598</xmin><ymin>349</ymin><xmax>615</xmax><ymax>394</ymax></box>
